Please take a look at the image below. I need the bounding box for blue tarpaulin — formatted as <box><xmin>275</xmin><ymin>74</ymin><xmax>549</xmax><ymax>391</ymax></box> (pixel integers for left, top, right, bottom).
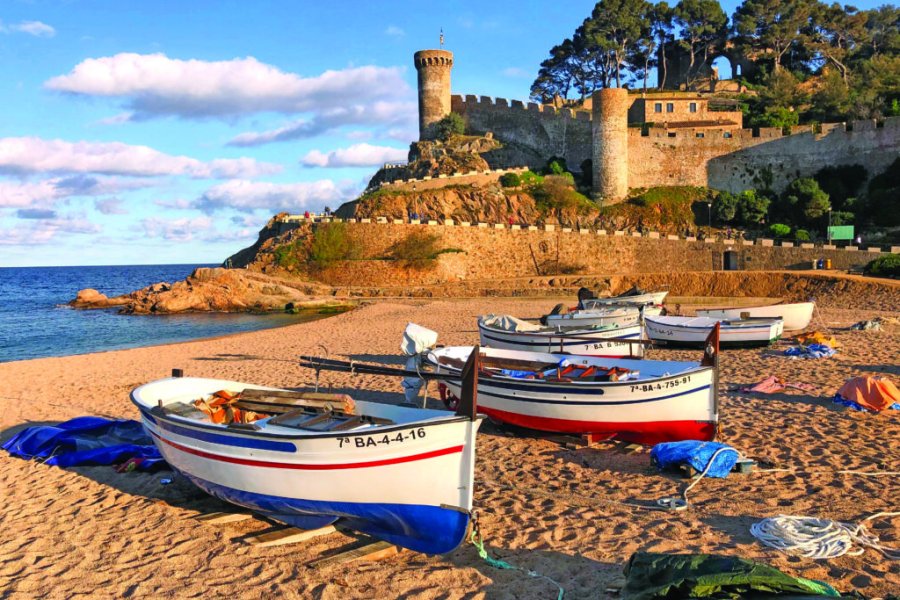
<box><xmin>784</xmin><ymin>344</ymin><xmax>836</xmax><ymax>359</ymax></box>
<box><xmin>2</xmin><ymin>416</ymin><xmax>165</xmax><ymax>470</ymax></box>
<box><xmin>650</xmin><ymin>441</ymin><xmax>739</xmax><ymax>478</ymax></box>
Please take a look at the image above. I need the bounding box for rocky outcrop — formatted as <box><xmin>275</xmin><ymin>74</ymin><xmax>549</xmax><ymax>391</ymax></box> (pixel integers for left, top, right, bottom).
<box><xmin>71</xmin><ymin>268</ymin><xmax>348</xmax><ymax>314</ymax></box>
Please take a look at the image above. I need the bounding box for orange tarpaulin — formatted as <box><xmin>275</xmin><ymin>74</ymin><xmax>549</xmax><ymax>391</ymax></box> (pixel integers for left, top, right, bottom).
<box><xmin>834</xmin><ymin>376</ymin><xmax>900</xmax><ymax>412</ymax></box>
<box><xmin>796</xmin><ymin>331</ymin><xmax>841</xmax><ymax>349</ymax></box>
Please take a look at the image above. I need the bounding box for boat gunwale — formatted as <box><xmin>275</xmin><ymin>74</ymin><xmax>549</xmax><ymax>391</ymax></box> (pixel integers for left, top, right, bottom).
<box><xmin>476</xmin><ymin>321</ymin><xmax>642</xmax><ymax>339</ymax></box>
<box><xmin>131</xmin><ymin>388</ymin><xmax>478</xmax><ymax>443</ymax></box>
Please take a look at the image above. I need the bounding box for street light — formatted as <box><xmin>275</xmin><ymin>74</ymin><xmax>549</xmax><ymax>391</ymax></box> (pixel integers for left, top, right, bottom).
<box><xmin>827</xmin><ymin>208</ymin><xmax>832</xmax><ymax>244</ymax></box>
<box><xmin>412</xmin><ymin>183</ymin><xmax>419</xmax><ymax>222</ymax></box>
<box><xmin>706</xmin><ymin>201</ymin><xmax>712</xmax><ymax>238</ymax></box>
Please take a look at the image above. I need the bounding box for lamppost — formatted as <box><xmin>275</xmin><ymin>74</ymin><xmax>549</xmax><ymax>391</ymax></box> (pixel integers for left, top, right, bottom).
<box><xmin>412</xmin><ymin>183</ymin><xmax>419</xmax><ymax>222</ymax></box>
<box><xmin>706</xmin><ymin>201</ymin><xmax>712</xmax><ymax>238</ymax></box>
<box><xmin>827</xmin><ymin>208</ymin><xmax>832</xmax><ymax>244</ymax></box>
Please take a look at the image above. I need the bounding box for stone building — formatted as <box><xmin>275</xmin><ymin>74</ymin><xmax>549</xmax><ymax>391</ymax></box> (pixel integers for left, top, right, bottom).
<box><xmin>415</xmin><ymin>48</ymin><xmax>900</xmax><ymax>204</ymax></box>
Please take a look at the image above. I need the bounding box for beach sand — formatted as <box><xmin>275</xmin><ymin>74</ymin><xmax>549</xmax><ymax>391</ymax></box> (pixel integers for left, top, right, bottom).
<box><xmin>1</xmin><ymin>298</ymin><xmax>897</xmax><ymax>599</ymax></box>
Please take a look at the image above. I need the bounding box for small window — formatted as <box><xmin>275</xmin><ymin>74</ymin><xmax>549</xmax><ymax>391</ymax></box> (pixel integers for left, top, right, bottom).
<box><xmin>666</xmin><ymin>103</ymin><xmax>674</xmax><ymax>113</ymax></box>
<box><xmin>689</xmin><ymin>102</ymin><xmax>697</xmax><ymax>113</ymax></box>
<box><xmin>696</xmin><ymin>132</ymin><xmax>705</xmax><ymax>138</ymax></box>
<box><xmin>654</xmin><ymin>102</ymin><xmax>662</xmax><ymax>113</ymax></box>
<box><xmin>667</xmin><ymin>132</ymin><xmax>677</xmax><ymax>138</ymax></box>
<box><xmin>723</xmin><ymin>131</ymin><xmax>733</xmax><ymax>138</ymax></box>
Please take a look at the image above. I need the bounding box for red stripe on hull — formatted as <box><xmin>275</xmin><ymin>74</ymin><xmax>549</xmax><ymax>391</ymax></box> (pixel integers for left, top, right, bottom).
<box><xmin>479</xmin><ymin>407</ymin><xmax>716</xmax><ymax>445</ymax></box>
<box><xmin>151</xmin><ymin>431</ymin><xmax>463</xmax><ymax>470</ymax></box>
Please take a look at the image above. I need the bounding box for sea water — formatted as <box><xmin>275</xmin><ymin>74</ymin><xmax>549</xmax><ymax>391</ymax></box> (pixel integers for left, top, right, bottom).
<box><xmin>0</xmin><ymin>264</ymin><xmax>325</xmax><ymax>363</ymax></box>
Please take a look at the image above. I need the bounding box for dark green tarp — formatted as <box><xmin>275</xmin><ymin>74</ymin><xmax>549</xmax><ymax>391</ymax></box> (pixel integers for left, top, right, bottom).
<box><xmin>622</xmin><ymin>552</ymin><xmax>840</xmax><ymax>599</ymax></box>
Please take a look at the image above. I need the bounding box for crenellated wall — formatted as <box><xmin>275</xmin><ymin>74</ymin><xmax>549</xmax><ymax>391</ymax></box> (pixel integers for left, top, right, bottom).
<box><xmin>450</xmin><ymin>94</ymin><xmax>593</xmax><ymax>171</ymax></box>
<box><xmin>628</xmin><ymin>117</ymin><xmax>900</xmax><ymax>193</ymax></box>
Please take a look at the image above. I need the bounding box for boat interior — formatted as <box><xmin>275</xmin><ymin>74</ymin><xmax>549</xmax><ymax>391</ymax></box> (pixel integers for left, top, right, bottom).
<box><xmin>134</xmin><ymin>378</ymin><xmax>458</xmax><ymax>433</ymax></box>
<box><xmin>429</xmin><ymin>346</ymin><xmax>702</xmax><ymax>383</ymax></box>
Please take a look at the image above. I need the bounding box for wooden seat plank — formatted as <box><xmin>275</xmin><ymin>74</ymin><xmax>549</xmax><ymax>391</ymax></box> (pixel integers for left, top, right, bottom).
<box><xmin>244</xmin><ymin>524</ymin><xmax>337</xmax><ymax>548</ymax></box>
<box><xmin>307</xmin><ymin>540</ymin><xmax>399</xmax><ymax>569</ymax></box>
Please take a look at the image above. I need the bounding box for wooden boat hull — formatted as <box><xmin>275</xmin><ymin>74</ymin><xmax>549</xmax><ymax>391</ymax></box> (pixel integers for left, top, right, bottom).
<box><xmin>696</xmin><ymin>302</ymin><xmax>814</xmax><ymax>331</ymax></box>
<box><xmin>584</xmin><ymin>290</ymin><xmax>669</xmax><ymax>307</ymax></box>
<box><xmin>428</xmin><ymin>347</ymin><xmax>717</xmax><ymax>445</ymax></box>
<box><xmin>645</xmin><ymin>316</ymin><xmax>783</xmax><ymax>348</ymax></box>
<box><xmin>545</xmin><ymin>307</ymin><xmax>641</xmax><ymax>329</ymax></box>
<box><xmin>478</xmin><ymin>321</ymin><xmax>644</xmax><ymax>358</ymax></box>
<box><xmin>131</xmin><ymin>377</ymin><xmax>481</xmax><ymax>554</ymax></box>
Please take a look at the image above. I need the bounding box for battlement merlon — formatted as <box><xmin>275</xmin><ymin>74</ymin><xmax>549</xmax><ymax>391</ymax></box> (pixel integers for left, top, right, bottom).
<box><xmin>450</xmin><ymin>94</ymin><xmax>592</xmax><ymax>121</ymax></box>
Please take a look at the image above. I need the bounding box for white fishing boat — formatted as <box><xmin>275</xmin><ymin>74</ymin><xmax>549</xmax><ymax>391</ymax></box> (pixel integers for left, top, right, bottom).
<box><xmin>544</xmin><ymin>305</ymin><xmax>642</xmax><ymax>329</ymax></box>
<box><xmin>425</xmin><ymin>330</ymin><xmax>720</xmax><ymax>445</ymax></box>
<box><xmin>696</xmin><ymin>301</ymin><xmax>815</xmax><ymax>331</ymax></box>
<box><xmin>131</xmin><ymin>365</ymin><xmax>483</xmax><ymax>555</ymax></box>
<box><xmin>583</xmin><ymin>289</ymin><xmax>669</xmax><ymax>308</ymax></box>
<box><xmin>645</xmin><ymin>315</ymin><xmax>783</xmax><ymax>348</ymax></box>
<box><xmin>478</xmin><ymin>314</ymin><xmax>644</xmax><ymax>358</ymax></box>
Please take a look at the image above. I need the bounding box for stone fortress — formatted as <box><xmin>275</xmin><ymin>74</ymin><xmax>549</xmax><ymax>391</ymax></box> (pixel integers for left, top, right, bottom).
<box><xmin>413</xmin><ymin>48</ymin><xmax>900</xmax><ymax>204</ymax></box>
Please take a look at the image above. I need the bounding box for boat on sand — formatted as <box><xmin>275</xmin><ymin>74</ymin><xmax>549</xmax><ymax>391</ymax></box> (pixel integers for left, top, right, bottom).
<box><xmin>478</xmin><ymin>314</ymin><xmax>644</xmax><ymax>358</ymax></box>
<box><xmin>645</xmin><ymin>315</ymin><xmax>783</xmax><ymax>348</ymax></box>
<box><xmin>696</xmin><ymin>301</ymin><xmax>815</xmax><ymax>331</ymax></box>
<box><xmin>426</xmin><ymin>326</ymin><xmax>721</xmax><ymax>445</ymax></box>
<box><xmin>130</xmin><ymin>358</ymin><xmax>483</xmax><ymax>555</ymax></box>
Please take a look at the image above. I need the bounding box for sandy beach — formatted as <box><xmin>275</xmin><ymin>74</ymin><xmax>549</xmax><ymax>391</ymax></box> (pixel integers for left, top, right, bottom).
<box><xmin>1</xmin><ymin>297</ymin><xmax>898</xmax><ymax>599</ymax></box>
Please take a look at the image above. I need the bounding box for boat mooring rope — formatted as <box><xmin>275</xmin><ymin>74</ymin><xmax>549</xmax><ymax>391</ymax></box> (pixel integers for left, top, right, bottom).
<box><xmin>750</xmin><ymin>512</ymin><xmax>900</xmax><ymax>560</ymax></box>
<box><xmin>655</xmin><ymin>446</ymin><xmax>740</xmax><ymax>512</ymax></box>
<box><xmin>469</xmin><ymin>517</ymin><xmax>565</xmax><ymax>599</ymax></box>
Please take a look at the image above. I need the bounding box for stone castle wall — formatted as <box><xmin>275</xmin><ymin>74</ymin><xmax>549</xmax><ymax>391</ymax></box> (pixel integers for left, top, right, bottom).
<box><xmin>300</xmin><ymin>220</ymin><xmax>888</xmax><ymax>287</ymax></box>
<box><xmin>628</xmin><ymin>117</ymin><xmax>900</xmax><ymax>193</ymax></box>
<box><xmin>450</xmin><ymin>95</ymin><xmax>593</xmax><ymax>171</ymax></box>
<box><xmin>447</xmin><ymin>90</ymin><xmax>899</xmax><ymax>196</ymax></box>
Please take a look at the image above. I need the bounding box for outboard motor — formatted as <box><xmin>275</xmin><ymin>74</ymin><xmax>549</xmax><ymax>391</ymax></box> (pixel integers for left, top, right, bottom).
<box><xmin>400</xmin><ymin>323</ymin><xmax>439</xmax><ymax>406</ymax></box>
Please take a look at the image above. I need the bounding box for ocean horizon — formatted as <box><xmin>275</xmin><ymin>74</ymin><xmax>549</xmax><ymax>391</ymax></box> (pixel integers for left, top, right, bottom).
<box><xmin>0</xmin><ymin>263</ymin><xmax>323</xmax><ymax>363</ymax></box>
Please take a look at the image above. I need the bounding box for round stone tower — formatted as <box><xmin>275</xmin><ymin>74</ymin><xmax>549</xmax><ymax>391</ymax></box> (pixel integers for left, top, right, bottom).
<box><xmin>414</xmin><ymin>49</ymin><xmax>454</xmax><ymax>140</ymax></box>
<box><xmin>591</xmin><ymin>88</ymin><xmax>630</xmax><ymax>202</ymax></box>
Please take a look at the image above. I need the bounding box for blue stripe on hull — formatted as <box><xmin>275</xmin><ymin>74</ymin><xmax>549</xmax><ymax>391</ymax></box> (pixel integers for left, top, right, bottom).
<box><xmin>176</xmin><ymin>469</ymin><xmax>470</xmax><ymax>555</ymax></box>
<box><xmin>144</xmin><ymin>410</ymin><xmax>296</xmax><ymax>453</ymax></box>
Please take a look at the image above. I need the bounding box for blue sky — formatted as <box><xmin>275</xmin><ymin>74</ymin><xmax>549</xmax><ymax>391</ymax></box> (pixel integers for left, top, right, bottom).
<box><xmin>0</xmin><ymin>0</ymin><xmax>884</xmax><ymax>266</ymax></box>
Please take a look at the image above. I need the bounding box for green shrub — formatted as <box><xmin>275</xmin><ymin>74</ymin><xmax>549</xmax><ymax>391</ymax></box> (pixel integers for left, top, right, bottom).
<box><xmin>866</xmin><ymin>157</ymin><xmax>900</xmax><ymax>227</ymax></box>
<box><xmin>794</xmin><ymin>229</ymin><xmax>810</xmax><ymax>241</ymax></box>
<box><xmin>735</xmin><ymin>190</ymin><xmax>770</xmax><ymax>226</ymax></box>
<box><xmin>830</xmin><ymin>210</ymin><xmax>854</xmax><ymax>226</ymax></box>
<box><xmin>309</xmin><ymin>222</ymin><xmax>358</xmax><ymax>268</ymax></box>
<box><xmin>519</xmin><ymin>170</ymin><xmax>544</xmax><ymax>186</ymax></box>
<box><xmin>814</xmin><ymin>165</ymin><xmax>867</xmax><ymax>211</ymax></box>
<box><xmin>434</xmin><ymin>112</ymin><xmax>465</xmax><ymax>140</ymax></box>
<box><xmin>272</xmin><ymin>239</ymin><xmax>305</xmax><ymax>270</ymax></box>
<box><xmin>531</xmin><ymin>175</ymin><xmax>594</xmax><ymax>215</ymax></box>
<box><xmin>387</xmin><ymin>229</ymin><xmax>445</xmax><ymax>269</ymax></box>
<box><xmin>768</xmin><ymin>223</ymin><xmax>791</xmax><ymax>238</ymax></box>
<box><xmin>776</xmin><ymin>178</ymin><xmax>831</xmax><ymax>225</ymax></box>
<box><xmin>544</xmin><ymin>157</ymin><xmax>568</xmax><ymax>175</ymax></box>
<box><xmin>863</xmin><ymin>254</ymin><xmax>900</xmax><ymax>278</ymax></box>
<box><xmin>712</xmin><ymin>190</ymin><xmax>737</xmax><ymax>223</ymax></box>
<box><xmin>499</xmin><ymin>172</ymin><xmax>521</xmax><ymax>187</ymax></box>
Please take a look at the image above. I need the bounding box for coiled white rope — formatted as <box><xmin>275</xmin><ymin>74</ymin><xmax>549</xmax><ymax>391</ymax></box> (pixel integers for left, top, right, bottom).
<box><xmin>750</xmin><ymin>512</ymin><xmax>900</xmax><ymax>560</ymax></box>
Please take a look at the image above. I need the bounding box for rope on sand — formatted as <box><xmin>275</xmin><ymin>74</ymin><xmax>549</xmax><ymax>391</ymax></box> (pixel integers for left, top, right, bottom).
<box><xmin>469</xmin><ymin>516</ymin><xmax>565</xmax><ymax>600</ymax></box>
<box><xmin>750</xmin><ymin>512</ymin><xmax>900</xmax><ymax>560</ymax></box>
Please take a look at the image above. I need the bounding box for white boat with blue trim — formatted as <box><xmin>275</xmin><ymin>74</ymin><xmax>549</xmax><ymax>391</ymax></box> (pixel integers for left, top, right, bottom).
<box><xmin>645</xmin><ymin>315</ymin><xmax>783</xmax><ymax>348</ymax></box>
<box><xmin>427</xmin><ymin>327</ymin><xmax>720</xmax><ymax>445</ymax></box>
<box><xmin>696</xmin><ymin>301</ymin><xmax>814</xmax><ymax>331</ymax></box>
<box><xmin>544</xmin><ymin>305</ymin><xmax>643</xmax><ymax>329</ymax></box>
<box><xmin>478</xmin><ymin>314</ymin><xmax>644</xmax><ymax>358</ymax></box>
<box><xmin>130</xmin><ymin>364</ymin><xmax>483</xmax><ymax>555</ymax></box>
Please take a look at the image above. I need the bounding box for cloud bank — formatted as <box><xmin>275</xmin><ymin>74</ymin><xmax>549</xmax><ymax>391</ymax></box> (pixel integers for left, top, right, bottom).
<box><xmin>0</xmin><ymin>137</ymin><xmax>280</xmax><ymax>178</ymax></box>
<box><xmin>46</xmin><ymin>53</ymin><xmax>410</xmax><ymax>121</ymax></box>
<box><xmin>194</xmin><ymin>179</ymin><xmax>355</xmax><ymax>213</ymax></box>
<box><xmin>302</xmin><ymin>143</ymin><xmax>407</xmax><ymax>168</ymax></box>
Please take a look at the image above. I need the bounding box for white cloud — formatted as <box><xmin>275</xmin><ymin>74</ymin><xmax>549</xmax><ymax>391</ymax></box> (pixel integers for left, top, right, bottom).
<box><xmin>302</xmin><ymin>143</ymin><xmax>407</xmax><ymax>168</ymax></box>
<box><xmin>0</xmin><ymin>137</ymin><xmax>280</xmax><ymax>179</ymax></box>
<box><xmin>46</xmin><ymin>53</ymin><xmax>411</xmax><ymax>121</ymax></box>
<box><xmin>502</xmin><ymin>67</ymin><xmax>529</xmax><ymax>78</ymax></box>
<box><xmin>141</xmin><ymin>216</ymin><xmax>214</xmax><ymax>242</ymax></box>
<box><xmin>94</xmin><ymin>198</ymin><xmax>127</xmax><ymax>215</ymax></box>
<box><xmin>1</xmin><ymin>20</ymin><xmax>56</xmax><ymax>37</ymax></box>
<box><xmin>385</xmin><ymin>25</ymin><xmax>405</xmax><ymax>37</ymax></box>
<box><xmin>0</xmin><ymin>175</ymin><xmax>156</xmax><ymax>212</ymax></box>
<box><xmin>0</xmin><ymin>214</ymin><xmax>100</xmax><ymax>246</ymax></box>
<box><xmin>0</xmin><ymin>179</ymin><xmax>64</xmax><ymax>208</ymax></box>
<box><xmin>227</xmin><ymin>100</ymin><xmax>416</xmax><ymax>147</ymax></box>
<box><xmin>194</xmin><ymin>179</ymin><xmax>355</xmax><ymax>213</ymax></box>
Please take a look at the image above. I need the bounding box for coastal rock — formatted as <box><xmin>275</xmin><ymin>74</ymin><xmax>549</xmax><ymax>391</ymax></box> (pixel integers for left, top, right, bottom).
<box><xmin>70</xmin><ymin>268</ymin><xmax>347</xmax><ymax>315</ymax></box>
